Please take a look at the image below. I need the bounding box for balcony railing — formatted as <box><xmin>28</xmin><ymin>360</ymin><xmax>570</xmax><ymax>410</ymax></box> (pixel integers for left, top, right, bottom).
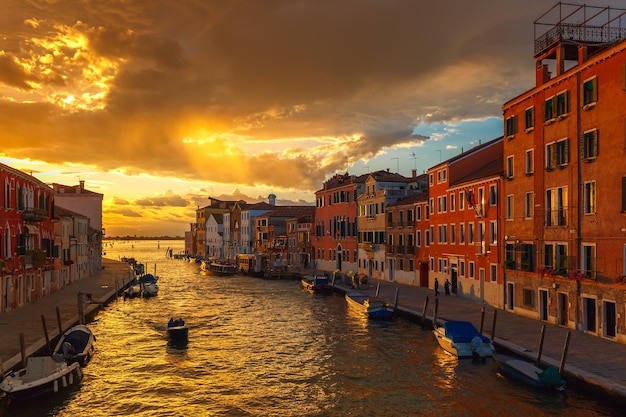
<box><xmin>21</xmin><ymin>208</ymin><xmax>49</xmax><ymax>222</ymax></box>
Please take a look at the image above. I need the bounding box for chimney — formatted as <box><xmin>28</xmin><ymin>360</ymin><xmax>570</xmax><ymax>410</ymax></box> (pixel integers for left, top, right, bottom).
<box><xmin>412</xmin><ymin>169</ymin><xmax>417</xmax><ymax>178</ymax></box>
<box><xmin>268</xmin><ymin>193</ymin><xmax>276</xmax><ymax>205</ymax></box>
<box><xmin>536</xmin><ymin>62</ymin><xmax>550</xmax><ymax>86</ymax></box>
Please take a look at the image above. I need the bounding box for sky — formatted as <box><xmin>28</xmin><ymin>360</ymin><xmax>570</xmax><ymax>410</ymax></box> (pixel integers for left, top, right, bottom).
<box><xmin>0</xmin><ymin>0</ymin><xmax>616</xmax><ymax>236</ymax></box>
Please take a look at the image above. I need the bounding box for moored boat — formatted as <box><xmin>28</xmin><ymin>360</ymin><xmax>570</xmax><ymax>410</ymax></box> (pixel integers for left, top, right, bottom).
<box><xmin>301</xmin><ymin>274</ymin><xmax>333</xmax><ymax>294</ymax></box>
<box><xmin>494</xmin><ymin>353</ymin><xmax>566</xmax><ymax>391</ymax></box>
<box><xmin>53</xmin><ymin>324</ymin><xmax>96</xmax><ymax>367</ymax></box>
<box><xmin>433</xmin><ymin>320</ymin><xmax>495</xmax><ymax>358</ymax></box>
<box><xmin>0</xmin><ymin>356</ymin><xmax>83</xmax><ymax>402</ymax></box>
<box><xmin>201</xmin><ymin>259</ymin><xmax>238</xmax><ymax>276</ymax></box>
<box><xmin>345</xmin><ymin>290</ymin><xmax>394</xmax><ymax>320</ymax></box>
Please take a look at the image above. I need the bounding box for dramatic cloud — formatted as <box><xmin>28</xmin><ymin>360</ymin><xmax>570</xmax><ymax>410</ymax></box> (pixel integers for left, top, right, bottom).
<box><xmin>1</xmin><ymin>0</ymin><xmax>614</xmax><ymax>235</ymax></box>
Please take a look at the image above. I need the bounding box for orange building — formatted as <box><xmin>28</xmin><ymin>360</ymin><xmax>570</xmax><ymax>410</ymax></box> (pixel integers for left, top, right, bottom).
<box><xmin>313</xmin><ymin>173</ymin><xmax>366</xmax><ymax>272</ymax></box>
<box><xmin>425</xmin><ymin>138</ymin><xmax>504</xmax><ymax>307</ymax></box>
<box><xmin>502</xmin><ymin>3</ymin><xmax>626</xmax><ymax>341</ymax></box>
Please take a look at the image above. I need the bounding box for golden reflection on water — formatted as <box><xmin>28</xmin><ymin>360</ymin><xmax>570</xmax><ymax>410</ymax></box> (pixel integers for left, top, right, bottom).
<box><xmin>2</xmin><ymin>241</ymin><xmax>618</xmax><ymax>417</ymax></box>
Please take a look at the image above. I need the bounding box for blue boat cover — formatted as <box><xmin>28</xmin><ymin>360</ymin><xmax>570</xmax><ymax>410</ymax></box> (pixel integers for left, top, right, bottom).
<box><xmin>442</xmin><ymin>321</ymin><xmax>491</xmax><ymax>344</ymax></box>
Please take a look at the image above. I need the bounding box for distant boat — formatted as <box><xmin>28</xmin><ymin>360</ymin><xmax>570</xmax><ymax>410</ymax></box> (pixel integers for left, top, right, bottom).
<box><xmin>301</xmin><ymin>274</ymin><xmax>333</xmax><ymax>294</ymax></box>
<box><xmin>494</xmin><ymin>353</ymin><xmax>566</xmax><ymax>391</ymax></box>
<box><xmin>345</xmin><ymin>290</ymin><xmax>394</xmax><ymax>320</ymax></box>
<box><xmin>142</xmin><ymin>282</ymin><xmax>159</xmax><ymax>297</ymax></box>
<box><xmin>167</xmin><ymin>318</ymin><xmax>189</xmax><ymax>341</ymax></box>
<box><xmin>201</xmin><ymin>259</ymin><xmax>238</xmax><ymax>276</ymax></box>
<box><xmin>0</xmin><ymin>356</ymin><xmax>83</xmax><ymax>402</ymax></box>
<box><xmin>433</xmin><ymin>320</ymin><xmax>495</xmax><ymax>358</ymax></box>
<box><xmin>53</xmin><ymin>324</ymin><xmax>96</xmax><ymax>367</ymax></box>
<box><xmin>124</xmin><ymin>285</ymin><xmax>141</xmax><ymax>299</ymax></box>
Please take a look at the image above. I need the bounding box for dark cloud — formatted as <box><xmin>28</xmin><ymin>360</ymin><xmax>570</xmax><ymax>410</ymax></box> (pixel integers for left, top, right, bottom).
<box><xmin>0</xmin><ymin>0</ymin><xmax>615</xmax><ymax>197</ymax></box>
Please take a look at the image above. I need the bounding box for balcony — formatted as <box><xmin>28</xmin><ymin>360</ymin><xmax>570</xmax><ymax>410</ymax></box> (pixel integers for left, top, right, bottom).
<box><xmin>21</xmin><ymin>208</ymin><xmax>49</xmax><ymax>222</ymax></box>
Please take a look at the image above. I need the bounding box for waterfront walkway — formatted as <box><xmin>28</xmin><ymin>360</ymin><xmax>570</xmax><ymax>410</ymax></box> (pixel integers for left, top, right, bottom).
<box><xmin>0</xmin><ymin>258</ymin><xmax>132</xmax><ymax>373</ymax></box>
<box><xmin>336</xmin><ymin>277</ymin><xmax>626</xmax><ymax>402</ymax></box>
<box><xmin>1</xmin><ymin>260</ymin><xmax>625</xmax><ymax>403</ymax></box>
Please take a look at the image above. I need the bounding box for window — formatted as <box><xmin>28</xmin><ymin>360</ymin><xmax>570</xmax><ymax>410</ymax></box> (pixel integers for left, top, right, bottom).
<box><xmin>425</xmin><ymin>230</ymin><xmax>430</xmax><ymax>247</ymax></box>
<box><xmin>520</xmin><ymin>243</ymin><xmax>535</xmax><ymax>272</ymax></box>
<box><xmin>506</xmin><ymin>156</ymin><xmax>514</xmax><ymax>179</ymax></box>
<box><xmin>416</xmin><ymin>230</ymin><xmax>422</xmax><ymax>247</ymax></box>
<box><xmin>524</xmin><ymin>107</ymin><xmax>534</xmax><ymax>131</ymax></box>
<box><xmin>544</xmin><ymin>96</ymin><xmax>555</xmax><ymax>122</ymax></box>
<box><xmin>582</xmin><ymin>77</ymin><xmax>597</xmax><ymax>108</ymax></box>
<box><xmin>556</xmin><ymin>91</ymin><xmax>569</xmax><ymax>117</ymax></box>
<box><xmin>468</xmin><ymin>223</ymin><xmax>475</xmax><ymax>244</ymax></box>
<box><xmin>582</xmin><ymin>243</ymin><xmax>596</xmax><ymax>278</ymax></box>
<box><xmin>583</xmin><ymin>181</ymin><xmax>596</xmax><ymax>214</ymax></box>
<box><xmin>546</xmin><ymin>187</ymin><xmax>568</xmax><ymax>226</ymax></box>
<box><xmin>524</xmin><ymin>192</ymin><xmax>534</xmax><ymax>219</ymax></box>
<box><xmin>546</xmin><ymin>142</ymin><xmax>555</xmax><ymax>170</ymax></box>
<box><xmin>459</xmin><ymin>191</ymin><xmax>465</xmax><ymax>210</ymax></box>
<box><xmin>459</xmin><ymin>223</ymin><xmax>465</xmax><ymax>244</ymax></box>
<box><xmin>489</xmin><ymin>221</ymin><xmax>497</xmax><ymax>245</ymax></box>
<box><xmin>450</xmin><ymin>193</ymin><xmax>456</xmax><ymax>212</ymax></box>
<box><xmin>450</xmin><ymin>224</ymin><xmax>456</xmax><ymax>244</ymax></box>
<box><xmin>490</xmin><ymin>264</ymin><xmax>497</xmax><ymax>282</ymax></box>
<box><xmin>489</xmin><ymin>185</ymin><xmax>497</xmax><ymax>206</ymax></box>
<box><xmin>506</xmin><ymin>195</ymin><xmax>513</xmax><ymax>220</ymax></box>
<box><xmin>523</xmin><ymin>289</ymin><xmax>535</xmax><ymax>307</ymax></box>
<box><xmin>505</xmin><ymin>115</ymin><xmax>517</xmax><ymax>138</ymax></box>
<box><xmin>460</xmin><ymin>260</ymin><xmax>465</xmax><ymax>277</ymax></box>
<box><xmin>525</xmin><ymin>149</ymin><xmax>534</xmax><ymax>175</ymax></box>
<box><xmin>556</xmin><ymin>139</ymin><xmax>569</xmax><ymax>166</ymax></box>
<box><xmin>582</xmin><ymin>129</ymin><xmax>599</xmax><ymax>161</ymax></box>
<box><xmin>468</xmin><ymin>261</ymin><xmax>475</xmax><ymax>278</ymax></box>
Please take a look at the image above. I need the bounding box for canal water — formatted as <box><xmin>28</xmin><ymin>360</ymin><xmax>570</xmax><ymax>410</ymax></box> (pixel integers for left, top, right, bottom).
<box><xmin>2</xmin><ymin>240</ymin><xmax>619</xmax><ymax>416</ymax></box>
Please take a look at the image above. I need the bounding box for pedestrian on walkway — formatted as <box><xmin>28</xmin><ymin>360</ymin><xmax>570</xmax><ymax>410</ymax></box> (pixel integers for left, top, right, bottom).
<box><xmin>434</xmin><ymin>277</ymin><xmax>440</xmax><ymax>296</ymax></box>
<box><xmin>444</xmin><ymin>279</ymin><xmax>451</xmax><ymax>295</ymax></box>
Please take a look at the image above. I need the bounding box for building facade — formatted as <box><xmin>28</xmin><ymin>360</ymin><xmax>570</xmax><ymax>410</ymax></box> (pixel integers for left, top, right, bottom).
<box><xmin>502</xmin><ymin>4</ymin><xmax>626</xmax><ymax>341</ymax></box>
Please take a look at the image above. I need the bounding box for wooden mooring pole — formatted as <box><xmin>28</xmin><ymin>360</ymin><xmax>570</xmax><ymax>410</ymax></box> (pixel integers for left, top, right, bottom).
<box><xmin>491</xmin><ymin>310</ymin><xmax>498</xmax><ymax>341</ymax></box>
<box><xmin>433</xmin><ymin>297</ymin><xmax>439</xmax><ymax>329</ymax></box>
<box><xmin>536</xmin><ymin>325</ymin><xmax>546</xmax><ymax>366</ymax></box>
<box><xmin>421</xmin><ymin>296</ymin><xmax>429</xmax><ymax>328</ymax></box>
<box><xmin>375</xmin><ymin>282</ymin><xmax>381</xmax><ymax>297</ymax></box>
<box><xmin>19</xmin><ymin>333</ymin><xmax>26</xmax><ymax>367</ymax></box>
<box><xmin>479</xmin><ymin>306</ymin><xmax>485</xmax><ymax>333</ymax></box>
<box><xmin>56</xmin><ymin>306</ymin><xmax>63</xmax><ymax>335</ymax></box>
<box><xmin>393</xmin><ymin>288</ymin><xmax>400</xmax><ymax>315</ymax></box>
<box><xmin>77</xmin><ymin>292</ymin><xmax>85</xmax><ymax>325</ymax></box>
<box><xmin>559</xmin><ymin>331</ymin><xmax>571</xmax><ymax>373</ymax></box>
<box><xmin>41</xmin><ymin>315</ymin><xmax>51</xmax><ymax>354</ymax></box>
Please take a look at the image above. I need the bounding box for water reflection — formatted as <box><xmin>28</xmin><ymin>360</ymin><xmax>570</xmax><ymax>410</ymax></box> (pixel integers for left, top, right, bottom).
<box><xmin>1</xmin><ymin>240</ymin><xmax>622</xmax><ymax>417</ymax></box>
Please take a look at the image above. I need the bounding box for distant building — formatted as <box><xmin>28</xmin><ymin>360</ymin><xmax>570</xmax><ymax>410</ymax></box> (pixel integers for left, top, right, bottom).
<box><xmin>51</xmin><ymin>180</ymin><xmax>104</xmax><ymax>272</ymax></box>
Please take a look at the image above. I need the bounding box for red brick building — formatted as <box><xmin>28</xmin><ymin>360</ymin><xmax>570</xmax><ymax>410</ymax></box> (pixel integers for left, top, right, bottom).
<box><xmin>502</xmin><ymin>3</ymin><xmax>626</xmax><ymax>341</ymax></box>
<box><xmin>425</xmin><ymin>138</ymin><xmax>504</xmax><ymax>306</ymax></box>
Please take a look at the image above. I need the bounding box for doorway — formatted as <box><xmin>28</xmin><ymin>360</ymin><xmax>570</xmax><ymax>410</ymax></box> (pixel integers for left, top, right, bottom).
<box><xmin>582</xmin><ymin>296</ymin><xmax>597</xmax><ymax>333</ymax></box>
<box><xmin>506</xmin><ymin>282</ymin><xmax>514</xmax><ymax>310</ymax></box>
<box><xmin>557</xmin><ymin>292</ymin><xmax>568</xmax><ymax>325</ymax></box>
<box><xmin>603</xmin><ymin>300</ymin><xmax>616</xmax><ymax>338</ymax></box>
<box><xmin>539</xmin><ymin>289</ymin><xmax>549</xmax><ymax>321</ymax></box>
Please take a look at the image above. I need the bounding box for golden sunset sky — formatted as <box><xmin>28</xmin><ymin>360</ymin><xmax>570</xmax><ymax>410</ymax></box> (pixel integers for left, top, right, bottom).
<box><xmin>0</xmin><ymin>1</ymin><xmax>610</xmax><ymax>236</ymax></box>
